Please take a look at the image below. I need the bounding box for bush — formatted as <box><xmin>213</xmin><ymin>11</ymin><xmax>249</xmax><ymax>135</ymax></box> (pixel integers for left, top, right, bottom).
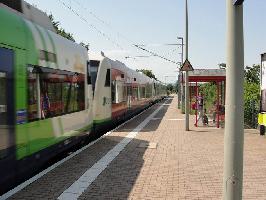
<box><xmin>244</xmin><ymin>81</ymin><xmax>260</xmax><ymax>128</ymax></box>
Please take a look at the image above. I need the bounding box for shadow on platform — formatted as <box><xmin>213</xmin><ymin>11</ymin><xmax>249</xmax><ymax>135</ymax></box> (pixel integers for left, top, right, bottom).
<box><xmin>78</xmin><ymin>135</ymin><xmax>149</xmax><ymax>200</ymax></box>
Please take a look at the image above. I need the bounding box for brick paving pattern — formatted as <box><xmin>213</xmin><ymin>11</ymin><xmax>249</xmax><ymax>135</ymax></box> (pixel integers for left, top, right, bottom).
<box><xmin>9</xmin><ymin>96</ymin><xmax>266</xmax><ymax>199</ymax></box>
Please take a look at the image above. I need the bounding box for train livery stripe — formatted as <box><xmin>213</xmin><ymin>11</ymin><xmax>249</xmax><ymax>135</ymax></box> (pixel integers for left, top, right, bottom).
<box><xmin>93</xmin><ymin>118</ymin><xmax>112</xmax><ymax>125</ymax></box>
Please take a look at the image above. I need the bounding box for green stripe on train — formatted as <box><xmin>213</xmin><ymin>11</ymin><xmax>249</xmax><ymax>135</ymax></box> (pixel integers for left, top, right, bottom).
<box><xmin>17</xmin><ymin>119</ymin><xmax>93</xmax><ymax>159</ymax></box>
<box><xmin>93</xmin><ymin>118</ymin><xmax>112</xmax><ymax>125</ymax></box>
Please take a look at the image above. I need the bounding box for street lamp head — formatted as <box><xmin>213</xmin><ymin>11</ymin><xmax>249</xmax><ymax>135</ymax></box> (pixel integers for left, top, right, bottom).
<box><xmin>233</xmin><ymin>0</ymin><xmax>244</xmax><ymax>5</ymax></box>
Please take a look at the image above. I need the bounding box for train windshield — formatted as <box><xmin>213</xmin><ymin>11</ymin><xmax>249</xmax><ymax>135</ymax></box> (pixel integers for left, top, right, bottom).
<box><xmin>89</xmin><ymin>60</ymin><xmax>100</xmax><ymax>94</ymax></box>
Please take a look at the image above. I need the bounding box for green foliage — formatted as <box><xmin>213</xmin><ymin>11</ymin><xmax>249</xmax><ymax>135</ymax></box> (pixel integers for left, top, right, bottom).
<box><xmin>244</xmin><ymin>64</ymin><xmax>260</xmax><ymax>84</ymax></box>
<box><xmin>199</xmin><ymin>82</ymin><xmax>217</xmax><ymax>111</ymax></box>
<box><xmin>136</xmin><ymin>69</ymin><xmax>157</xmax><ymax>80</ymax></box>
<box><xmin>244</xmin><ymin>81</ymin><xmax>260</xmax><ymax>102</ymax></box>
<box><xmin>243</xmin><ymin>76</ymin><xmax>260</xmax><ymax>128</ymax></box>
<box><xmin>243</xmin><ymin>64</ymin><xmax>260</xmax><ymax>128</ymax></box>
<box><xmin>167</xmin><ymin>84</ymin><xmax>174</xmax><ymax>94</ymax></box>
<box><xmin>48</xmin><ymin>14</ymin><xmax>76</xmax><ymax>42</ymax></box>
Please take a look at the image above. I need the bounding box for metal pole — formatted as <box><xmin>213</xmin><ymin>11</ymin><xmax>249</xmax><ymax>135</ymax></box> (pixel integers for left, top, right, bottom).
<box><xmin>189</xmin><ymin>82</ymin><xmax>192</xmax><ymax>113</ymax></box>
<box><xmin>181</xmin><ymin>38</ymin><xmax>184</xmax><ymax>110</ymax></box>
<box><xmin>196</xmin><ymin>81</ymin><xmax>198</xmax><ymax>127</ymax></box>
<box><xmin>223</xmin><ymin>1</ymin><xmax>244</xmax><ymax>199</ymax></box>
<box><xmin>180</xmin><ymin>37</ymin><xmax>184</xmax><ymax>64</ymax></box>
<box><xmin>178</xmin><ymin>37</ymin><xmax>184</xmax><ymax>110</ymax></box>
<box><xmin>178</xmin><ymin>74</ymin><xmax>181</xmax><ymax>108</ymax></box>
<box><xmin>185</xmin><ymin>0</ymin><xmax>189</xmax><ymax>131</ymax></box>
<box><xmin>217</xmin><ymin>81</ymin><xmax>220</xmax><ymax>128</ymax></box>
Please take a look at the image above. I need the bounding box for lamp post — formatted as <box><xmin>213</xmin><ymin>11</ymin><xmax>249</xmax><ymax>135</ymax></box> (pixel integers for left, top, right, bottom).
<box><xmin>177</xmin><ymin>37</ymin><xmax>184</xmax><ymax>109</ymax></box>
<box><xmin>223</xmin><ymin>0</ymin><xmax>245</xmax><ymax>199</ymax></box>
<box><xmin>177</xmin><ymin>37</ymin><xmax>184</xmax><ymax>65</ymax></box>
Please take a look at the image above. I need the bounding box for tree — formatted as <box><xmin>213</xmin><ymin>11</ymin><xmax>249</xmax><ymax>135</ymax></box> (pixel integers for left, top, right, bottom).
<box><xmin>136</xmin><ymin>69</ymin><xmax>157</xmax><ymax>80</ymax></box>
<box><xmin>167</xmin><ymin>84</ymin><xmax>174</xmax><ymax>92</ymax></box>
<box><xmin>244</xmin><ymin>64</ymin><xmax>260</xmax><ymax>84</ymax></box>
<box><xmin>199</xmin><ymin>82</ymin><xmax>217</xmax><ymax>111</ymax></box>
<box><xmin>48</xmin><ymin>14</ymin><xmax>75</xmax><ymax>42</ymax></box>
<box><xmin>243</xmin><ymin>64</ymin><xmax>261</xmax><ymax>128</ymax></box>
<box><xmin>80</xmin><ymin>42</ymin><xmax>90</xmax><ymax>51</ymax></box>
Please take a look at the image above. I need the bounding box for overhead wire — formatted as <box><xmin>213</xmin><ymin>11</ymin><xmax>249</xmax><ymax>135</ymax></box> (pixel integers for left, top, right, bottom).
<box><xmin>57</xmin><ymin>0</ymin><xmax>180</xmax><ymax>65</ymax></box>
<box><xmin>57</xmin><ymin>0</ymin><xmax>125</xmax><ymax>50</ymax></box>
<box><xmin>70</xmin><ymin>0</ymin><xmax>137</xmax><ymax>45</ymax></box>
<box><xmin>134</xmin><ymin>45</ymin><xmax>180</xmax><ymax>65</ymax></box>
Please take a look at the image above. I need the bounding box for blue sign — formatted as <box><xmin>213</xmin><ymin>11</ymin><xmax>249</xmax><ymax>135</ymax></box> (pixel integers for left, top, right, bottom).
<box><xmin>233</xmin><ymin>0</ymin><xmax>244</xmax><ymax>5</ymax></box>
<box><xmin>16</xmin><ymin>110</ymin><xmax>27</xmax><ymax>124</ymax></box>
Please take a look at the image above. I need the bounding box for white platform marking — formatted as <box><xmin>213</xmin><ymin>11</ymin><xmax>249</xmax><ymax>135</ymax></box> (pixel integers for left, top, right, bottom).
<box><xmin>167</xmin><ymin>118</ymin><xmax>185</xmax><ymax>121</ymax></box>
<box><xmin>151</xmin><ymin>117</ymin><xmax>162</xmax><ymax>120</ymax></box>
<box><xmin>57</xmin><ymin>100</ymin><xmax>168</xmax><ymax>200</ymax></box>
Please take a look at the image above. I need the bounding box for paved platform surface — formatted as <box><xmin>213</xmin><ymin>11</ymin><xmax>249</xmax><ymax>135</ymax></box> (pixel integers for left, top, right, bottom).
<box><xmin>6</xmin><ymin>96</ymin><xmax>266</xmax><ymax>200</ymax></box>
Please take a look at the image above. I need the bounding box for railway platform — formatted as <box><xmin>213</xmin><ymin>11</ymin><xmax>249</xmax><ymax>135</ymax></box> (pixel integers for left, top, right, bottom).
<box><xmin>2</xmin><ymin>96</ymin><xmax>266</xmax><ymax>200</ymax></box>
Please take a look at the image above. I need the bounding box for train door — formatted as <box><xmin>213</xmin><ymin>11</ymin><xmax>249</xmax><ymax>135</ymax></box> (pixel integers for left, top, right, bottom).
<box><xmin>0</xmin><ymin>47</ymin><xmax>16</xmax><ymax>193</ymax></box>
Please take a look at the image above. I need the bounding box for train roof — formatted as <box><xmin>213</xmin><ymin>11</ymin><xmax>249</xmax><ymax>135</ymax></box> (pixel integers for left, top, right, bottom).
<box><xmin>89</xmin><ymin>55</ymin><xmax>156</xmax><ymax>85</ymax></box>
<box><xmin>0</xmin><ymin>0</ymin><xmax>55</xmax><ymax>32</ymax></box>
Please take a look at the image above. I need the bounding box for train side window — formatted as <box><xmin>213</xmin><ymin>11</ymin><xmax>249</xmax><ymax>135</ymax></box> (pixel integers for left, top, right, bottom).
<box><xmin>114</xmin><ymin>81</ymin><xmax>127</xmax><ymax>103</ymax></box>
<box><xmin>0</xmin><ymin>72</ymin><xmax>7</xmax><ymax>159</ymax></box>
<box><xmin>132</xmin><ymin>86</ymin><xmax>138</xmax><ymax>100</ymax></box>
<box><xmin>27</xmin><ymin>67</ymin><xmax>39</xmax><ymax>121</ymax></box>
<box><xmin>127</xmin><ymin>86</ymin><xmax>132</xmax><ymax>96</ymax></box>
<box><xmin>105</xmin><ymin>69</ymin><xmax>111</xmax><ymax>87</ymax></box>
<box><xmin>40</xmin><ymin>71</ymin><xmax>85</xmax><ymax>119</ymax></box>
<box><xmin>27</xmin><ymin>66</ymin><xmax>85</xmax><ymax>121</ymax></box>
<box><xmin>141</xmin><ymin>87</ymin><xmax>146</xmax><ymax>98</ymax></box>
<box><xmin>47</xmin><ymin>52</ymin><xmax>57</xmax><ymax>63</ymax></box>
<box><xmin>39</xmin><ymin>50</ymin><xmax>57</xmax><ymax>62</ymax></box>
<box><xmin>39</xmin><ymin>50</ymin><xmax>46</xmax><ymax>61</ymax></box>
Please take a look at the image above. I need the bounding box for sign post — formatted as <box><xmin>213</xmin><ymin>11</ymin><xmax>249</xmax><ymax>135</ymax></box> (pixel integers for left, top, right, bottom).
<box><xmin>180</xmin><ymin>59</ymin><xmax>194</xmax><ymax>131</ymax></box>
<box><xmin>181</xmin><ymin>0</ymin><xmax>194</xmax><ymax>131</ymax></box>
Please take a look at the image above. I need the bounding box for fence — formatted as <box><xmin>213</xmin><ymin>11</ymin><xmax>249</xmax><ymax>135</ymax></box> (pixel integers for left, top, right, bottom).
<box><xmin>244</xmin><ymin>99</ymin><xmax>259</xmax><ymax>129</ymax></box>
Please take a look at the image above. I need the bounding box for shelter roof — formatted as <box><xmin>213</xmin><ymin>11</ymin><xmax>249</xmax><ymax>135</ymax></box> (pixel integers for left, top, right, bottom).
<box><xmin>185</xmin><ymin>69</ymin><xmax>226</xmax><ymax>82</ymax></box>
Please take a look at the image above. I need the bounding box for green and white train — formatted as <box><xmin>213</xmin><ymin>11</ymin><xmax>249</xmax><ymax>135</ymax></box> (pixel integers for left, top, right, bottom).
<box><xmin>0</xmin><ymin>1</ymin><xmax>167</xmax><ymax>194</ymax></box>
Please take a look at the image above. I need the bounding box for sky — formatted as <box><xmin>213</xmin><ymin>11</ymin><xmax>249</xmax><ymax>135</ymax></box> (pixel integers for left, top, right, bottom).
<box><xmin>26</xmin><ymin>0</ymin><xmax>266</xmax><ymax>83</ymax></box>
